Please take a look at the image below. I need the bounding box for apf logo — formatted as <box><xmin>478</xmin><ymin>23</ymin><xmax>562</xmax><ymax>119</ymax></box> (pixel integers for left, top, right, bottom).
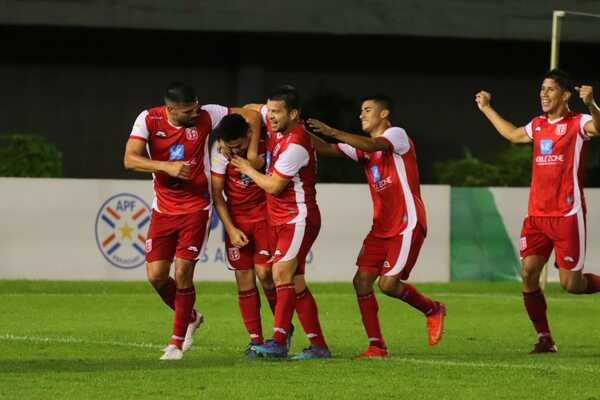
<box><xmin>95</xmin><ymin>193</ymin><xmax>151</xmax><ymax>269</ymax></box>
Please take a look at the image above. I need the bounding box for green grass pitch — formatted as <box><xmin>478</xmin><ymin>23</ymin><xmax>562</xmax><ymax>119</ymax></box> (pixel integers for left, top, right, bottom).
<box><xmin>1</xmin><ymin>281</ymin><xmax>599</xmax><ymax>399</ymax></box>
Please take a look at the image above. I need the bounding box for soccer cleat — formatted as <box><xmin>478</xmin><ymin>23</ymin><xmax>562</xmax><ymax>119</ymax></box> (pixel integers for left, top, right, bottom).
<box><xmin>251</xmin><ymin>339</ymin><xmax>288</xmax><ymax>358</ymax></box>
<box><xmin>289</xmin><ymin>345</ymin><xmax>331</xmax><ymax>361</ymax></box>
<box><xmin>160</xmin><ymin>344</ymin><xmax>183</xmax><ymax>360</ymax></box>
<box><xmin>182</xmin><ymin>311</ymin><xmax>204</xmax><ymax>352</ymax></box>
<box><xmin>244</xmin><ymin>342</ymin><xmax>264</xmax><ymax>359</ymax></box>
<box><xmin>427</xmin><ymin>301</ymin><xmax>446</xmax><ymax>346</ymax></box>
<box><xmin>353</xmin><ymin>345</ymin><xmax>389</xmax><ymax>359</ymax></box>
<box><xmin>286</xmin><ymin>324</ymin><xmax>295</xmax><ymax>352</ymax></box>
<box><xmin>530</xmin><ymin>336</ymin><xmax>557</xmax><ymax>354</ymax></box>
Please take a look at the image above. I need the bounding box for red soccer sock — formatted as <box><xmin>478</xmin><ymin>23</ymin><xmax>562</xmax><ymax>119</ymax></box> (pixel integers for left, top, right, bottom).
<box><xmin>272</xmin><ymin>284</ymin><xmax>296</xmax><ymax>345</ymax></box>
<box><xmin>584</xmin><ymin>273</ymin><xmax>600</xmax><ymax>294</ymax></box>
<box><xmin>263</xmin><ymin>287</ymin><xmax>277</xmax><ymax>315</ymax></box>
<box><xmin>357</xmin><ymin>292</ymin><xmax>386</xmax><ymax>349</ymax></box>
<box><xmin>523</xmin><ymin>289</ymin><xmax>551</xmax><ymax>337</ymax></box>
<box><xmin>397</xmin><ymin>283</ymin><xmax>436</xmax><ymax>316</ymax></box>
<box><xmin>156</xmin><ymin>277</ymin><xmax>177</xmax><ymax>310</ymax></box>
<box><xmin>295</xmin><ymin>289</ymin><xmax>327</xmax><ymax>348</ymax></box>
<box><xmin>169</xmin><ymin>287</ymin><xmax>196</xmax><ymax>348</ymax></box>
<box><xmin>238</xmin><ymin>288</ymin><xmax>263</xmax><ymax>344</ymax></box>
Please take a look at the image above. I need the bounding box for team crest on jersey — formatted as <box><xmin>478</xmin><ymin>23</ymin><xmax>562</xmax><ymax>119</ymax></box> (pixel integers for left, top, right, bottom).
<box><xmin>95</xmin><ymin>193</ymin><xmax>151</xmax><ymax>269</ymax></box>
<box><xmin>540</xmin><ymin>139</ymin><xmax>553</xmax><ymax>155</ymax></box>
<box><xmin>555</xmin><ymin>124</ymin><xmax>567</xmax><ymax>136</ymax></box>
<box><xmin>185</xmin><ymin>127</ymin><xmax>198</xmax><ymax>141</ymax></box>
<box><xmin>169</xmin><ymin>144</ymin><xmax>185</xmax><ymax>160</ymax></box>
<box><xmin>228</xmin><ymin>247</ymin><xmax>241</xmax><ymax>261</ymax></box>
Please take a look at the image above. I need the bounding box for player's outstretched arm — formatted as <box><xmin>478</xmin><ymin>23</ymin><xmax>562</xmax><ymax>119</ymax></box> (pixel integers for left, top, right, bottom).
<box><xmin>307</xmin><ymin>118</ymin><xmax>390</xmax><ymax>153</ymax></box>
<box><xmin>577</xmin><ymin>85</ymin><xmax>600</xmax><ymax>138</ymax></box>
<box><xmin>475</xmin><ymin>91</ymin><xmax>531</xmax><ymax>144</ymax></box>
<box><xmin>243</xmin><ymin>103</ymin><xmax>264</xmax><ymax>113</ymax></box>
<box><xmin>230</xmin><ymin>156</ymin><xmax>289</xmax><ymax>196</ymax></box>
<box><xmin>210</xmin><ymin>175</ymin><xmax>249</xmax><ymax>247</ymax></box>
<box><xmin>309</xmin><ymin>132</ymin><xmax>343</xmax><ymax>157</ymax></box>
<box><xmin>123</xmin><ymin>138</ymin><xmax>191</xmax><ymax>179</ymax></box>
<box><xmin>231</xmin><ymin>107</ymin><xmax>264</xmax><ymax>169</ymax></box>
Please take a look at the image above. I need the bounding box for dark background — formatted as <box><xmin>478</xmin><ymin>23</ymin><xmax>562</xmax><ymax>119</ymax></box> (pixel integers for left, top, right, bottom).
<box><xmin>1</xmin><ymin>1</ymin><xmax>599</xmax><ymax>183</ymax></box>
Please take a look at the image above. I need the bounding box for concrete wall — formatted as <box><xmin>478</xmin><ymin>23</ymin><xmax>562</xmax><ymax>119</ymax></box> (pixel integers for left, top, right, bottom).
<box><xmin>0</xmin><ymin>179</ymin><xmax>450</xmax><ymax>282</ymax></box>
<box><xmin>1</xmin><ymin>1</ymin><xmax>599</xmax><ymax>41</ymax></box>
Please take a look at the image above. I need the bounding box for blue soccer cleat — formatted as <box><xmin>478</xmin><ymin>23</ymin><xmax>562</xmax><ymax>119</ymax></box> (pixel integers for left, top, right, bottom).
<box><xmin>251</xmin><ymin>339</ymin><xmax>288</xmax><ymax>358</ymax></box>
<box><xmin>289</xmin><ymin>345</ymin><xmax>331</xmax><ymax>361</ymax></box>
<box><xmin>244</xmin><ymin>342</ymin><xmax>264</xmax><ymax>359</ymax></box>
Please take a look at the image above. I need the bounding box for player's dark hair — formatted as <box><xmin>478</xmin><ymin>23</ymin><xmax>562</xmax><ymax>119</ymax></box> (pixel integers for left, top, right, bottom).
<box><xmin>164</xmin><ymin>81</ymin><xmax>198</xmax><ymax>104</ymax></box>
<box><xmin>361</xmin><ymin>94</ymin><xmax>394</xmax><ymax>118</ymax></box>
<box><xmin>214</xmin><ymin>114</ymin><xmax>249</xmax><ymax>142</ymax></box>
<box><xmin>544</xmin><ymin>69</ymin><xmax>574</xmax><ymax>93</ymax></box>
<box><xmin>268</xmin><ymin>84</ymin><xmax>301</xmax><ymax>111</ymax></box>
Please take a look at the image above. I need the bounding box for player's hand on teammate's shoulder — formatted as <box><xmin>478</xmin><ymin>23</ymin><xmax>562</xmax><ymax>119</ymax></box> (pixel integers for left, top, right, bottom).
<box><xmin>228</xmin><ymin>227</ymin><xmax>249</xmax><ymax>248</ymax></box>
<box><xmin>164</xmin><ymin>161</ymin><xmax>192</xmax><ymax>180</ymax></box>
<box><xmin>230</xmin><ymin>155</ymin><xmax>251</xmax><ymax>174</ymax></box>
<box><xmin>307</xmin><ymin>118</ymin><xmax>336</xmax><ymax>137</ymax></box>
<box><xmin>475</xmin><ymin>91</ymin><xmax>492</xmax><ymax>110</ymax></box>
<box><xmin>575</xmin><ymin>85</ymin><xmax>595</xmax><ymax>107</ymax></box>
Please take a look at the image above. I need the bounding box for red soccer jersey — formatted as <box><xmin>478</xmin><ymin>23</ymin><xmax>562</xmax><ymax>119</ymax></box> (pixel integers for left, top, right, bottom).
<box><xmin>261</xmin><ymin>107</ymin><xmax>319</xmax><ymax>226</ymax></box>
<box><xmin>210</xmin><ymin>140</ymin><xmax>267</xmax><ymax>223</ymax></box>
<box><xmin>524</xmin><ymin>112</ymin><xmax>593</xmax><ymax>217</ymax></box>
<box><xmin>335</xmin><ymin>127</ymin><xmax>427</xmax><ymax>238</ymax></box>
<box><xmin>129</xmin><ymin>104</ymin><xmax>228</xmax><ymax>215</ymax></box>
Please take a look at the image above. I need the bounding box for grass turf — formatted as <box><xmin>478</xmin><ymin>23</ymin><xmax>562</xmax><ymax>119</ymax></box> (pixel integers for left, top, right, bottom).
<box><xmin>0</xmin><ymin>281</ymin><xmax>599</xmax><ymax>400</ymax></box>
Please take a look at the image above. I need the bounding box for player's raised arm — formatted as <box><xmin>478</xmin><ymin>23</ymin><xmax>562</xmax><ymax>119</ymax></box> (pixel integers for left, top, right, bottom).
<box><xmin>307</xmin><ymin>118</ymin><xmax>391</xmax><ymax>153</ymax></box>
<box><xmin>308</xmin><ymin>131</ymin><xmax>343</xmax><ymax>157</ymax></box>
<box><xmin>231</xmin><ymin>156</ymin><xmax>289</xmax><ymax>195</ymax></box>
<box><xmin>576</xmin><ymin>85</ymin><xmax>600</xmax><ymax>138</ymax></box>
<box><xmin>123</xmin><ymin>136</ymin><xmax>191</xmax><ymax>179</ymax></box>
<box><xmin>230</xmin><ymin>107</ymin><xmax>263</xmax><ymax>169</ymax></box>
<box><xmin>475</xmin><ymin>91</ymin><xmax>532</xmax><ymax>144</ymax></box>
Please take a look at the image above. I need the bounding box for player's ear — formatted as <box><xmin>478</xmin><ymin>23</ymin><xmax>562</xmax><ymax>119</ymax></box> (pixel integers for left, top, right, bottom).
<box><xmin>290</xmin><ymin>109</ymin><xmax>300</xmax><ymax>120</ymax></box>
<box><xmin>380</xmin><ymin>109</ymin><xmax>390</xmax><ymax>119</ymax></box>
<box><xmin>563</xmin><ymin>90</ymin><xmax>572</xmax><ymax>103</ymax></box>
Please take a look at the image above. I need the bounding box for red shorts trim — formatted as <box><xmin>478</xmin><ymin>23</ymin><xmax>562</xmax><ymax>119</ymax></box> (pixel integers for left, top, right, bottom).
<box><xmin>356</xmin><ymin>225</ymin><xmax>426</xmax><ymax>279</ymax></box>
<box><xmin>270</xmin><ymin>213</ymin><xmax>321</xmax><ymax>275</ymax></box>
<box><xmin>519</xmin><ymin>212</ymin><xmax>586</xmax><ymax>271</ymax></box>
<box><xmin>145</xmin><ymin>209</ymin><xmax>210</xmax><ymax>263</ymax></box>
<box><xmin>225</xmin><ymin>219</ymin><xmax>272</xmax><ymax>270</ymax></box>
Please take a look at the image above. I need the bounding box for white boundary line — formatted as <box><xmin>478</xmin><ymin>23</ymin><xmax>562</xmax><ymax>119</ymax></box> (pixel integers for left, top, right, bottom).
<box><xmin>1</xmin><ymin>333</ymin><xmax>598</xmax><ymax>374</ymax></box>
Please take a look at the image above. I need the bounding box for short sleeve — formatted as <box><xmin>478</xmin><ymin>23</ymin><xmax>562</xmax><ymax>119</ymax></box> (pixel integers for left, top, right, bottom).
<box><xmin>524</xmin><ymin>120</ymin><xmax>534</xmax><ymax>139</ymax></box>
<box><xmin>130</xmin><ymin>110</ymin><xmax>149</xmax><ymax>141</ymax></box>
<box><xmin>273</xmin><ymin>143</ymin><xmax>310</xmax><ymax>179</ymax></box>
<box><xmin>335</xmin><ymin>143</ymin><xmax>360</xmax><ymax>162</ymax></box>
<box><xmin>201</xmin><ymin>104</ymin><xmax>229</xmax><ymax>130</ymax></box>
<box><xmin>378</xmin><ymin>127</ymin><xmax>410</xmax><ymax>155</ymax></box>
<box><xmin>580</xmin><ymin>114</ymin><xmax>593</xmax><ymax>139</ymax></box>
<box><xmin>210</xmin><ymin>142</ymin><xmax>229</xmax><ymax>176</ymax></box>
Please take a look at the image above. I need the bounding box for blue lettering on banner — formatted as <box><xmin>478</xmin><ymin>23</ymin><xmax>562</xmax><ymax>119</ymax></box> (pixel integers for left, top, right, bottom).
<box><xmin>370</xmin><ymin>165</ymin><xmax>381</xmax><ymax>183</ymax></box>
<box><xmin>540</xmin><ymin>139</ymin><xmax>553</xmax><ymax>155</ymax></box>
<box><xmin>169</xmin><ymin>144</ymin><xmax>185</xmax><ymax>160</ymax></box>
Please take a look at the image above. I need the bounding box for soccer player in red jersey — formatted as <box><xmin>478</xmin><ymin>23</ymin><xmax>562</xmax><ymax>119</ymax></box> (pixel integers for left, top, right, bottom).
<box><xmin>232</xmin><ymin>85</ymin><xmax>331</xmax><ymax>360</ymax></box>
<box><xmin>124</xmin><ymin>82</ymin><xmax>260</xmax><ymax>360</ymax></box>
<box><xmin>307</xmin><ymin>95</ymin><xmax>447</xmax><ymax>359</ymax></box>
<box><xmin>210</xmin><ymin>114</ymin><xmax>279</xmax><ymax>358</ymax></box>
<box><xmin>476</xmin><ymin>69</ymin><xmax>600</xmax><ymax>353</ymax></box>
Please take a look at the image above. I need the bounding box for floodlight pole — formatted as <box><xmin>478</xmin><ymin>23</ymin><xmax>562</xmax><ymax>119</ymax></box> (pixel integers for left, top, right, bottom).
<box><xmin>550</xmin><ymin>10</ymin><xmax>566</xmax><ymax>69</ymax></box>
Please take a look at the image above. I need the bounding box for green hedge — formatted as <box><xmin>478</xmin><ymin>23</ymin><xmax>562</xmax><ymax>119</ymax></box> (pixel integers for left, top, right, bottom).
<box><xmin>0</xmin><ymin>134</ymin><xmax>63</xmax><ymax>177</ymax></box>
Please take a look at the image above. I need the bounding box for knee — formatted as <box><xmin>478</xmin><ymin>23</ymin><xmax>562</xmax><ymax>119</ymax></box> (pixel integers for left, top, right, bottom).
<box><xmin>256</xmin><ymin>269</ymin><xmax>273</xmax><ymax>286</ymax></box>
<box><xmin>147</xmin><ymin>271</ymin><xmax>169</xmax><ymax>289</ymax></box>
<box><xmin>377</xmin><ymin>278</ymin><xmax>397</xmax><ymax>296</ymax></box>
<box><xmin>561</xmin><ymin>279</ymin><xmax>584</xmax><ymax>294</ymax></box>
<box><xmin>353</xmin><ymin>274</ymin><xmax>372</xmax><ymax>295</ymax></box>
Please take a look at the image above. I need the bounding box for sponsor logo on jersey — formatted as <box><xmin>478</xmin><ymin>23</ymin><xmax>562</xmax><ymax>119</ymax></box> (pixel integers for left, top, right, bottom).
<box><xmin>240</xmin><ymin>174</ymin><xmax>253</xmax><ymax>186</ymax></box>
<box><xmin>535</xmin><ymin>126</ymin><xmax>541</xmax><ymax>132</ymax></box>
<box><xmin>155</xmin><ymin>131</ymin><xmax>167</xmax><ymax>138</ymax></box>
<box><xmin>370</xmin><ymin>165</ymin><xmax>381</xmax><ymax>183</ymax></box>
<box><xmin>540</xmin><ymin>139</ymin><xmax>553</xmax><ymax>155</ymax></box>
<box><xmin>535</xmin><ymin>154</ymin><xmax>564</xmax><ymax>165</ymax></box>
<box><xmin>95</xmin><ymin>193</ymin><xmax>151</xmax><ymax>269</ymax></box>
<box><xmin>169</xmin><ymin>144</ymin><xmax>185</xmax><ymax>160</ymax></box>
<box><xmin>555</xmin><ymin>124</ymin><xmax>567</xmax><ymax>136</ymax></box>
<box><xmin>187</xmin><ymin>246</ymin><xmax>199</xmax><ymax>253</ymax></box>
<box><xmin>228</xmin><ymin>247</ymin><xmax>241</xmax><ymax>261</ymax></box>
<box><xmin>185</xmin><ymin>127</ymin><xmax>198</xmax><ymax>141</ymax></box>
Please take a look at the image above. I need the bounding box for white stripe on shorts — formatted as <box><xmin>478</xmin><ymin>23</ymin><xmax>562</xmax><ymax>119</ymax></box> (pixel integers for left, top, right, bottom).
<box><xmin>280</xmin><ymin>221</ymin><xmax>306</xmax><ymax>262</ymax></box>
<box><xmin>573</xmin><ymin>209</ymin><xmax>586</xmax><ymax>271</ymax></box>
<box><xmin>384</xmin><ymin>229</ymin><xmax>413</xmax><ymax>276</ymax></box>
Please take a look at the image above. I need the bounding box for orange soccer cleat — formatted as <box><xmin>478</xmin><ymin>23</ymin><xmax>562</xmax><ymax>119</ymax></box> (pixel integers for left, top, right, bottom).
<box><xmin>353</xmin><ymin>345</ymin><xmax>389</xmax><ymax>359</ymax></box>
<box><xmin>427</xmin><ymin>302</ymin><xmax>446</xmax><ymax>346</ymax></box>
